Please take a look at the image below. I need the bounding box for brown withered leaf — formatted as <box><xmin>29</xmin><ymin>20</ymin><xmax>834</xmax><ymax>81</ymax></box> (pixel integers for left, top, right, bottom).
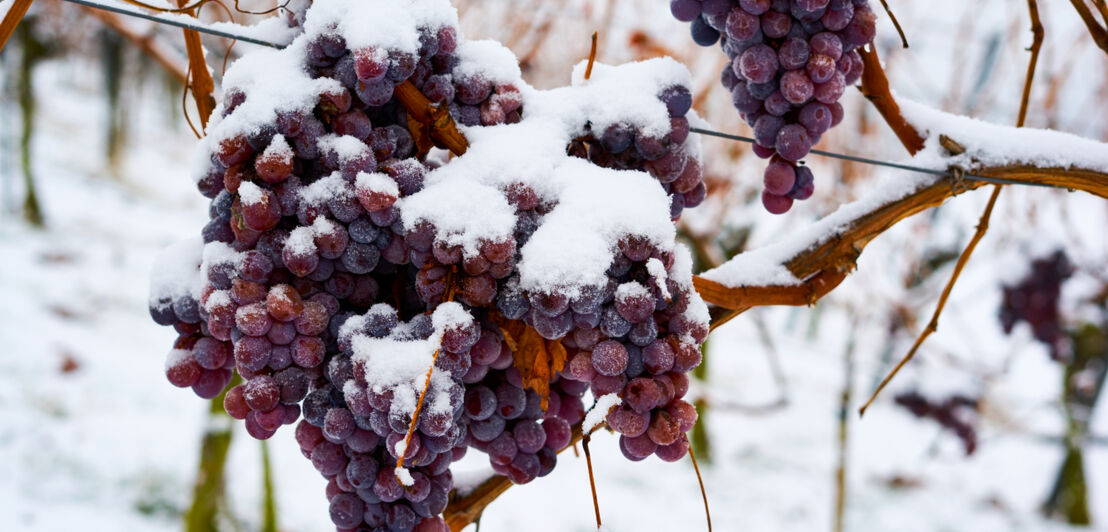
<box><xmin>491</xmin><ymin>313</ymin><xmax>567</xmax><ymax>410</ymax></box>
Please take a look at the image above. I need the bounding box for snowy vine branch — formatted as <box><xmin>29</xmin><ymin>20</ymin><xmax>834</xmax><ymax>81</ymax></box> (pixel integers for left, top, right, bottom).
<box><xmin>0</xmin><ymin>0</ymin><xmax>35</xmax><ymax>53</ymax></box>
<box><xmin>692</xmin><ymin>46</ymin><xmax>1108</xmax><ymax>326</ymax></box>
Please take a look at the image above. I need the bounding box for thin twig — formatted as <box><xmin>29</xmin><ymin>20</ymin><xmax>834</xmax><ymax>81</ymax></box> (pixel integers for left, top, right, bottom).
<box><xmin>877</xmin><ymin>0</ymin><xmax>910</xmax><ymax>48</ymax></box>
<box><xmin>857</xmin><ymin>46</ymin><xmax>926</xmax><ymax>155</ymax></box>
<box><xmin>584</xmin><ymin>31</ymin><xmax>598</xmax><ymax>80</ymax></box>
<box><xmin>1070</xmin><ymin>0</ymin><xmax>1108</xmax><ymax>53</ymax></box>
<box><xmin>688</xmin><ymin>446</ymin><xmax>712</xmax><ymax>532</ymax></box>
<box><xmin>858</xmin><ymin>0</ymin><xmax>1042</xmax><ymax>416</ymax></box>
<box><xmin>1018</xmin><ymin>0</ymin><xmax>1044</xmax><ymax>128</ymax></box>
<box><xmin>858</xmin><ymin>185</ymin><xmax>1002</xmax><ymax>416</ymax></box>
<box><xmin>833</xmin><ymin>327</ymin><xmax>857</xmax><ymax>532</ymax></box>
<box><xmin>396</xmin><ymin>270</ymin><xmax>456</xmax><ymax>478</ymax></box>
<box><xmin>581</xmin><ymin>434</ymin><xmax>602</xmax><ymax>529</ymax></box>
<box><xmin>394</xmin><ymin>81</ymin><xmax>469</xmax><ymax>155</ymax></box>
<box><xmin>1095</xmin><ymin>0</ymin><xmax>1108</xmax><ymax>22</ymax></box>
<box><xmin>0</xmin><ymin>0</ymin><xmax>35</xmax><ymax>53</ymax></box>
<box><xmin>177</xmin><ymin>0</ymin><xmax>216</xmax><ymax>129</ymax></box>
<box><xmin>182</xmin><ymin>63</ymin><xmax>202</xmax><ymax>139</ymax></box>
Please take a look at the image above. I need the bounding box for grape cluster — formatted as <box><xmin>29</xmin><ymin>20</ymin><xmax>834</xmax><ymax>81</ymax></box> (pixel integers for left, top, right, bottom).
<box><xmin>568</xmin><ymin>84</ymin><xmax>706</xmax><ymax>220</ymax></box>
<box><xmin>999</xmin><ymin>250</ymin><xmax>1074</xmax><ymax>360</ymax></box>
<box><xmin>670</xmin><ymin>0</ymin><xmax>876</xmax><ymax>213</ymax></box>
<box><xmin>894</xmin><ymin>391</ymin><xmax>979</xmax><ymax>455</ymax></box>
<box><xmin>150</xmin><ymin>1</ymin><xmax>709</xmax><ymax>529</ymax></box>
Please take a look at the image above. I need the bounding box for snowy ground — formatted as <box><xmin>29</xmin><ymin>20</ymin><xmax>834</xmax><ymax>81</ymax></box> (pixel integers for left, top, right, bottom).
<box><xmin>2</xmin><ymin>1</ymin><xmax>1107</xmax><ymax>531</ymax></box>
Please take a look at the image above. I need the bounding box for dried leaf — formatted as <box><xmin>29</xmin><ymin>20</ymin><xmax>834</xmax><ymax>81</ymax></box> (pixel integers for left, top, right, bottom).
<box><xmin>491</xmin><ymin>313</ymin><xmax>566</xmax><ymax>410</ymax></box>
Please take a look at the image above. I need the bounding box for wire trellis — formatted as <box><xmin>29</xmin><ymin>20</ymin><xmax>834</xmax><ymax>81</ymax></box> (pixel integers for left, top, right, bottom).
<box><xmin>57</xmin><ymin>0</ymin><xmax>1080</xmax><ymax>192</ymax></box>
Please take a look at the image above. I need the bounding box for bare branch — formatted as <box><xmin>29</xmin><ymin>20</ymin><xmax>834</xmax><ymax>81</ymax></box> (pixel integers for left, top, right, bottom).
<box><xmin>877</xmin><ymin>0</ymin><xmax>910</xmax><ymax>48</ymax></box>
<box><xmin>1070</xmin><ymin>0</ymin><xmax>1108</xmax><ymax>53</ymax></box>
<box><xmin>1019</xmin><ymin>0</ymin><xmax>1045</xmax><ymax>128</ymax></box>
<box><xmin>177</xmin><ymin>0</ymin><xmax>215</xmax><ymax>128</ymax></box>
<box><xmin>857</xmin><ymin>46</ymin><xmax>926</xmax><ymax>155</ymax></box>
<box><xmin>394</xmin><ymin>81</ymin><xmax>470</xmax><ymax>156</ymax></box>
<box><xmin>0</xmin><ymin>0</ymin><xmax>35</xmax><ymax>53</ymax></box>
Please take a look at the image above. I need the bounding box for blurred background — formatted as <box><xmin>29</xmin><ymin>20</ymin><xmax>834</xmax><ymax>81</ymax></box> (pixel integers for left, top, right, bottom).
<box><xmin>1</xmin><ymin>0</ymin><xmax>1106</xmax><ymax>530</ymax></box>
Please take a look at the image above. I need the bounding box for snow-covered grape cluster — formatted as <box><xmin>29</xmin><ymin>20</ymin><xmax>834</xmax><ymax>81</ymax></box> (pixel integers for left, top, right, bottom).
<box><xmin>670</xmin><ymin>0</ymin><xmax>876</xmax><ymax>213</ymax></box>
<box><xmin>149</xmin><ymin>0</ymin><xmax>709</xmax><ymax>530</ymax></box>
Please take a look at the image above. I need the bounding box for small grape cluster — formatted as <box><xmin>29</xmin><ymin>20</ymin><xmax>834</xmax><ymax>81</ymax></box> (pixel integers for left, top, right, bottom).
<box><xmin>149</xmin><ymin>1</ymin><xmax>710</xmax><ymax>530</ymax></box>
<box><xmin>999</xmin><ymin>250</ymin><xmax>1074</xmax><ymax>360</ymax></box>
<box><xmin>894</xmin><ymin>391</ymin><xmax>979</xmax><ymax>455</ymax></box>
<box><xmin>568</xmin><ymin>85</ymin><xmax>706</xmax><ymax>219</ymax></box>
<box><xmin>669</xmin><ymin>0</ymin><xmax>876</xmax><ymax>213</ymax></box>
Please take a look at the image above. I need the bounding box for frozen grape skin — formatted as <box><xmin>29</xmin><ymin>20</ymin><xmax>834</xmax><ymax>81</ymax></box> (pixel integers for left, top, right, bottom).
<box><xmin>591</xmin><ymin>340</ymin><xmax>630</xmax><ymax>377</ymax></box>
<box><xmin>726</xmin><ymin>8</ymin><xmax>761</xmax><ymax>42</ymax></box>
<box><xmin>740</xmin><ymin>0</ymin><xmax>770</xmax><ymax>15</ymax></box>
<box><xmin>669</xmin><ymin>0</ymin><xmax>701</xmax><ymax>22</ymax></box>
<box><xmin>775</xmin><ymin>124</ymin><xmax>812</xmax><ymax>161</ymax></box>
<box><xmin>738</xmin><ymin>44</ymin><xmax>778</xmax><ymax>84</ymax></box>
<box><xmin>244</xmin><ymin>375</ymin><xmax>280</xmax><ymax>411</ymax></box>
<box><xmin>513</xmin><ymin>420</ymin><xmax>547</xmax><ymax>453</ymax></box>
<box><xmin>623</xmin><ymin>377</ymin><xmax>662</xmax><ymax>413</ymax></box>
<box><xmin>789</xmin><ymin>165</ymin><xmax>816</xmax><ymax>200</ymax></box>
<box><xmin>619</xmin><ymin>433</ymin><xmax>657</xmax><ymax>461</ymax></box>
<box><xmin>495</xmin><ymin>383</ymin><xmax>527</xmax><ymax>420</ymax></box>
<box><xmin>642</xmin><ymin>339</ymin><xmax>676</xmax><ymax>375</ymax></box>
<box><xmin>761</xmin><ymin>10</ymin><xmax>792</xmax><ymax>38</ymax></box>
<box><xmin>777</xmin><ymin>37</ymin><xmax>810</xmax><ymax>70</ymax></box>
<box><xmin>780</xmin><ymin>69</ymin><xmax>814</xmax><ymax>104</ymax></box>
<box><xmin>656</xmin><ymin>434</ymin><xmax>691</xmax><ymax>462</ymax></box>
<box><xmin>647</xmin><ymin>410</ymin><xmax>682</xmax><ymax>446</ymax></box>
<box><xmin>166</xmin><ymin>352</ymin><xmax>202</xmax><ymax>388</ymax></box>
<box><xmin>762</xmin><ymin>190</ymin><xmax>794</xmax><ymax>214</ymax></box>
<box><xmin>763</xmin><ymin>158</ymin><xmax>797</xmax><ymax>195</ymax></box>
<box><xmin>690</xmin><ymin>15</ymin><xmax>721</xmax><ymax>46</ymax></box>
<box><xmin>329</xmin><ymin>493</ymin><xmax>365</xmax><ymax>528</ymax></box>
<box><xmin>542</xmin><ymin>417</ymin><xmax>572</xmax><ymax>449</ymax></box>
<box><xmin>659</xmin><ymin>85</ymin><xmax>692</xmax><ymax>118</ymax></box>
<box><xmin>753</xmin><ymin>114</ymin><xmax>785</xmax><ymax>148</ymax></box>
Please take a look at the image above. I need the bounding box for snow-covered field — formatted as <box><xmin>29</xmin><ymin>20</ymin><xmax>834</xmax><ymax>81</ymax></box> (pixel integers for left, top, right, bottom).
<box><xmin>2</xmin><ymin>1</ymin><xmax>1107</xmax><ymax>531</ymax></box>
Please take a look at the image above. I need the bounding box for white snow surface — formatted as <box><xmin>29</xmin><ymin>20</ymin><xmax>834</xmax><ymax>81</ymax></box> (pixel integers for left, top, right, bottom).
<box><xmin>583</xmin><ymin>393</ymin><xmax>622</xmax><ymax>434</ymax></box>
<box><xmin>402</xmin><ymin>57</ymin><xmax>696</xmax><ymax>296</ymax></box>
<box><xmin>302</xmin><ymin>0</ymin><xmax>458</xmax><ymax>53</ymax></box>
<box><xmin>237</xmin><ymin>180</ymin><xmax>265</xmax><ymax>206</ymax></box>
<box><xmin>453</xmin><ymin>39</ymin><xmax>523</xmax><ymax>84</ymax></box>
<box><xmin>568</xmin><ymin>58</ymin><xmax>692</xmax><ymax>139</ymax></box>
<box><xmin>900</xmin><ymin>97</ymin><xmax>1108</xmax><ymax>174</ymax></box>
<box><xmin>356</xmin><ymin>172</ymin><xmax>399</xmax><ymax>198</ymax></box>
<box><xmin>147</xmin><ymin>235</ymin><xmax>203</xmax><ymax>307</ymax></box>
<box><xmin>349</xmin><ymin>303</ymin><xmax>471</xmax><ymax>418</ymax></box>
<box><xmin>395</xmin><ymin>466</ymin><xmax>415</xmax><ymax>487</ymax></box>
